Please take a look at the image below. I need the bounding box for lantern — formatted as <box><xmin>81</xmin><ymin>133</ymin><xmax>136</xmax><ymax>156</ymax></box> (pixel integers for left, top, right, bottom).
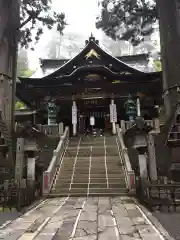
<box><xmin>47</xmin><ymin>101</ymin><xmax>57</xmax><ymax>125</ymax></box>
<box><xmin>124</xmin><ymin>95</ymin><xmax>137</xmax><ymax>121</ymax></box>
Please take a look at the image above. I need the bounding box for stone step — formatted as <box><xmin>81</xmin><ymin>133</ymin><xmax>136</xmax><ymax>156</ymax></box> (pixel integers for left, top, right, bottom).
<box><xmin>55</xmin><ymin>182</ymin><xmax>126</xmax><ymax>189</ymax></box>
<box><xmin>56</xmin><ymin>177</ymin><xmax>126</xmax><ymax>183</ymax></box>
<box><xmin>53</xmin><ymin>188</ymin><xmax>128</xmax><ymax>195</ymax></box>
<box><xmin>48</xmin><ymin>192</ymin><xmax>128</xmax><ymax>197</ymax></box>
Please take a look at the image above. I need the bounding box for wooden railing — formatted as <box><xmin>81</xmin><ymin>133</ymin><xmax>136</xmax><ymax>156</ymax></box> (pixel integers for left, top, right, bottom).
<box><xmin>121</xmin><ymin>119</ymin><xmax>160</xmax><ymax>133</ymax></box>
<box><xmin>116</xmin><ymin>125</ymin><xmax>135</xmax><ymax>193</ymax></box>
<box><xmin>42</xmin><ymin>127</ymin><xmax>69</xmax><ymax>195</ymax></box>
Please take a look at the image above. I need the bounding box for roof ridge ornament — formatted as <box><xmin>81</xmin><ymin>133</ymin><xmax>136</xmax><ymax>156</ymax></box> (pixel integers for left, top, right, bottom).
<box><xmin>85</xmin><ymin>34</ymin><xmax>99</xmax><ymax>45</ymax></box>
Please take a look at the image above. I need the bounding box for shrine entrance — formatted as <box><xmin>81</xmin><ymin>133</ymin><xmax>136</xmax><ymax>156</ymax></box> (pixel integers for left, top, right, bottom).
<box><xmin>78</xmin><ymin>98</ymin><xmax>111</xmax><ymax>133</ymax></box>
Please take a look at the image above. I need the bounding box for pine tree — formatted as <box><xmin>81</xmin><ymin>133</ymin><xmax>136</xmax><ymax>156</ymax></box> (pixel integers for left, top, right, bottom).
<box><xmin>96</xmin><ymin>0</ymin><xmax>157</xmax><ymax>46</ymax></box>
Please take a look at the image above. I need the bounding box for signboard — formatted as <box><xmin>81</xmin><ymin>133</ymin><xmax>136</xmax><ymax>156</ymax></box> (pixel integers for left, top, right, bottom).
<box><xmin>72</xmin><ymin>105</ymin><xmax>77</xmax><ymax>124</ymax></box>
<box><xmin>110</xmin><ymin>103</ymin><xmax>117</xmax><ymax>123</ymax></box>
<box><xmin>90</xmin><ymin>116</ymin><xmax>95</xmax><ymax>126</ymax></box>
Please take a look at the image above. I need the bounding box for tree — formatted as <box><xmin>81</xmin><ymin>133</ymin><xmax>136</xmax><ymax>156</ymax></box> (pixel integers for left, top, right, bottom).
<box><xmin>20</xmin><ymin>0</ymin><xmax>66</xmax><ymax>49</ymax></box>
<box><xmin>96</xmin><ymin>0</ymin><xmax>157</xmax><ymax>46</ymax></box>
<box><xmin>0</xmin><ymin>0</ymin><xmax>66</xmax><ymax>130</ymax></box>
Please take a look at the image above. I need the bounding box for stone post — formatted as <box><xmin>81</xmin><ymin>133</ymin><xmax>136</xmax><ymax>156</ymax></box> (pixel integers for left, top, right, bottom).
<box><xmin>15</xmin><ymin>138</ymin><xmax>24</xmax><ymax>181</ymax></box>
<box><xmin>138</xmin><ymin>154</ymin><xmax>148</xmax><ymax>179</ymax></box>
<box><xmin>27</xmin><ymin>157</ymin><xmax>36</xmax><ymax>187</ymax></box>
<box><xmin>147</xmin><ymin>133</ymin><xmax>158</xmax><ymax>181</ymax></box>
<box><xmin>59</xmin><ymin>122</ymin><xmax>64</xmax><ymax>136</ymax></box>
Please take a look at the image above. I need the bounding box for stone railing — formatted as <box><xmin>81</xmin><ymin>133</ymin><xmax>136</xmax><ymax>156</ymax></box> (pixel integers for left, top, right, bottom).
<box><xmin>120</xmin><ymin>119</ymin><xmax>160</xmax><ymax>133</ymax></box>
<box><xmin>42</xmin><ymin>126</ymin><xmax>69</xmax><ymax>195</ymax></box>
<box><xmin>116</xmin><ymin>125</ymin><xmax>136</xmax><ymax>193</ymax></box>
<box><xmin>37</xmin><ymin>123</ymin><xmax>64</xmax><ymax>137</ymax></box>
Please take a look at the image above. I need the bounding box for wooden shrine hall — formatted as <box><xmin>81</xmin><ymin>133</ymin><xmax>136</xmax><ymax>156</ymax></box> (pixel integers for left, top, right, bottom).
<box><xmin>16</xmin><ymin>35</ymin><xmax>162</xmax><ymax>134</ymax></box>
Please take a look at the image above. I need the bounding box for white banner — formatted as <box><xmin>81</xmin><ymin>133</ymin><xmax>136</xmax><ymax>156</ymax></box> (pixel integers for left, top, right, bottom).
<box><xmin>110</xmin><ymin>103</ymin><xmax>117</xmax><ymax>123</ymax></box>
<box><xmin>72</xmin><ymin>105</ymin><xmax>77</xmax><ymax>124</ymax></box>
<box><xmin>90</xmin><ymin>116</ymin><xmax>95</xmax><ymax>126</ymax></box>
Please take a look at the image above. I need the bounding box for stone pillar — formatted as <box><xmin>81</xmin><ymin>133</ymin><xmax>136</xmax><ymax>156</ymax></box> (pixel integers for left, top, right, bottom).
<box><xmin>27</xmin><ymin>157</ymin><xmax>36</xmax><ymax>187</ymax></box>
<box><xmin>15</xmin><ymin>138</ymin><xmax>24</xmax><ymax>181</ymax></box>
<box><xmin>147</xmin><ymin>133</ymin><xmax>158</xmax><ymax>181</ymax></box>
<box><xmin>72</xmin><ymin>101</ymin><xmax>77</xmax><ymax>136</ymax></box>
<box><xmin>138</xmin><ymin>154</ymin><xmax>148</xmax><ymax>179</ymax></box>
<box><xmin>59</xmin><ymin>122</ymin><xmax>64</xmax><ymax>136</ymax></box>
<box><xmin>110</xmin><ymin>99</ymin><xmax>117</xmax><ymax>135</ymax></box>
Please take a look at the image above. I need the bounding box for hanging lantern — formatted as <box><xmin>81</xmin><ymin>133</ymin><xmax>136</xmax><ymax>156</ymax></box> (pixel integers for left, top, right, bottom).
<box><xmin>124</xmin><ymin>95</ymin><xmax>137</xmax><ymax>121</ymax></box>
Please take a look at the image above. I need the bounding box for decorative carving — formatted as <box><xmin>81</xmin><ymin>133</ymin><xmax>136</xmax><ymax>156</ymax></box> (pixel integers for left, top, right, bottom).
<box><xmin>85</xmin><ymin>49</ymin><xmax>100</xmax><ymax>59</ymax></box>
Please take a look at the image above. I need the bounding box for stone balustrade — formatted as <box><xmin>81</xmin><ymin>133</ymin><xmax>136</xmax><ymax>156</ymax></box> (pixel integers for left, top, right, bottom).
<box><xmin>42</xmin><ymin>126</ymin><xmax>69</xmax><ymax>195</ymax></box>
<box><xmin>116</xmin><ymin>124</ymin><xmax>136</xmax><ymax>193</ymax></box>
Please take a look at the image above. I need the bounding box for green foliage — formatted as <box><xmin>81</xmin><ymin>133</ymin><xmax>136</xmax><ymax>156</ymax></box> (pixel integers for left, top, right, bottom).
<box><xmin>96</xmin><ymin>0</ymin><xmax>157</xmax><ymax>46</ymax></box>
<box><xmin>21</xmin><ymin>69</ymin><xmax>34</xmax><ymax>77</ymax></box>
<box><xmin>154</xmin><ymin>60</ymin><xmax>162</xmax><ymax>71</ymax></box>
<box><xmin>20</xmin><ymin>0</ymin><xmax>67</xmax><ymax>49</ymax></box>
<box><xmin>15</xmin><ymin>101</ymin><xmax>26</xmax><ymax>110</ymax></box>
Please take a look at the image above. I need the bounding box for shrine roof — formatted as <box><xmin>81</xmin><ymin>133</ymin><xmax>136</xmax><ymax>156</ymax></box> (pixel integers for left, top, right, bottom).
<box><xmin>30</xmin><ymin>35</ymin><xmax>158</xmax><ymax>79</ymax></box>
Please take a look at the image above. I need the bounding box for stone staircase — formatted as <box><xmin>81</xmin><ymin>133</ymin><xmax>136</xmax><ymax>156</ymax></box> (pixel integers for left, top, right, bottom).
<box><xmin>50</xmin><ymin>134</ymin><xmax>128</xmax><ymax>197</ymax></box>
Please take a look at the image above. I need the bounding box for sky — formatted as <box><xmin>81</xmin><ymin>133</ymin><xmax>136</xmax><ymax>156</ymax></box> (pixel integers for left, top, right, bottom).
<box><xmin>28</xmin><ymin>0</ymin><xmax>102</xmax><ymax>69</ymax></box>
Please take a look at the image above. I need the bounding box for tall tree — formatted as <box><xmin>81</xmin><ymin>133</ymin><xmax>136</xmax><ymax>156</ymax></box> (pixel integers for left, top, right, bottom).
<box><xmin>96</xmin><ymin>0</ymin><xmax>157</xmax><ymax>46</ymax></box>
<box><xmin>156</xmin><ymin>0</ymin><xmax>180</xmax><ymax>117</ymax></box>
<box><xmin>0</xmin><ymin>0</ymin><xmax>66</xmax><ymax>128</ymax></box>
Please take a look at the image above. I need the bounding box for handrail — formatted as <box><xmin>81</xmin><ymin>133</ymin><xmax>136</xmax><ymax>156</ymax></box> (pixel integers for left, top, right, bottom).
<box><xmin>116</xmin><ymin>124</ymin><xmax>136</xmax><ymax>193</ymax></box>
<box><xmin>42</xmin><ymin>126</ymin><xmax>69</xmax><ymax>195</ymax></box>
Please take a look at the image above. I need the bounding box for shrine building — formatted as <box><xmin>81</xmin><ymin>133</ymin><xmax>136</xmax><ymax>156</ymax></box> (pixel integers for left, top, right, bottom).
<box><xmin>16</xmin><ymin>35</ymin><xmax>162</xmax><ymax>134</ymax></box>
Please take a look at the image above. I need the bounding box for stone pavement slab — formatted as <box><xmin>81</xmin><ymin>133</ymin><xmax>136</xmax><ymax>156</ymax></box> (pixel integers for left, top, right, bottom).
<box><xmin>0</xmin><ymin>196</ymin><xmax>172</xmax><ymax>240</ymax></box>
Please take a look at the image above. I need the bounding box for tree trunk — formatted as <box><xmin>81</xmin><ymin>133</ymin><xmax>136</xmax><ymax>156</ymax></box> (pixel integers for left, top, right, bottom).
<box><xmin>0</xmin><ymin>0</ymin><xmax>20</xmax><ymax>128</ymax></box>
<box><xmin>156</xmin><ymin>0</ymin><xmax>180</xmax><ymax>118</ymax></box>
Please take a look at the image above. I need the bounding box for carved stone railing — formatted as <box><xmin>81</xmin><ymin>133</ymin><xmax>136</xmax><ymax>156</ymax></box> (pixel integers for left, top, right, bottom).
<box><xmin>121</xmin><ymin>119</ymin><xmax>160</xmax><ymax>133</ymax></box>
<box><xmin>37</xmin><ymin>123</ymin><xmax>64</xmax><ymax>137</ymax></box>
<box><xmin>116</xmin><ymin>124</ymin><xmax>136</xmax><ymax>193</ymax></box>
<box><xmin>42</xmin><ymin>126</ymin><xmax>69</xmax><ymax>195</ymax></box>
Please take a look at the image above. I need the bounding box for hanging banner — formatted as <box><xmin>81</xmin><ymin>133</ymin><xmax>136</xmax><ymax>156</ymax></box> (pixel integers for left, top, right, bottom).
<box><xmin>72</xmin><ymin>104</ymin><xmax>77</xmax><ymax>124</ymax></box>
<box><xmin>90</xmin><ymin>116</ymin><xmax>95</xmax><ymax>126</ymax></box>
<box><xmin>110</xmin><ymin>103</ymin><xmax>117</xmax><ymax>123</ymax></box>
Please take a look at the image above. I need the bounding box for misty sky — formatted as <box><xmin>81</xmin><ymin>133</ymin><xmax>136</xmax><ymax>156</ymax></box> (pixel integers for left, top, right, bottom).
<box><xmin>28</xmin><ymin>0</ymin><xmax>101</xmax><ymax>68</ymax></box>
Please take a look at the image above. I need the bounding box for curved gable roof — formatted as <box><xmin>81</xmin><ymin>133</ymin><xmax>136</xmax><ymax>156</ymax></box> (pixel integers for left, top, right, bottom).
<box><xmin>42</xmin><ymin>36</ymin><xmax>149</xmax><ymax>80</ymax></box>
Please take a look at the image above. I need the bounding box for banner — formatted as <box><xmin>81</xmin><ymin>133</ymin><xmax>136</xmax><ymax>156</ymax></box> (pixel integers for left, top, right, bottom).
<box><xmin>72</xmin><ymin>105</ymin><xmax>77</xmax><ymax>124</ymax></box>
<box><xmin>110</xmin><ymin>103</ymin><xmax>117</xmax><ymax>123</ymax></box>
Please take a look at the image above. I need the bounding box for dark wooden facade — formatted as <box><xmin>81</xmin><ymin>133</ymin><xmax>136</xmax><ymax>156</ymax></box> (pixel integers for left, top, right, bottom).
<box><xmin>16</xmin><ymin>35</ymin><xmax>162</xmax><ymax>126</ymax></box>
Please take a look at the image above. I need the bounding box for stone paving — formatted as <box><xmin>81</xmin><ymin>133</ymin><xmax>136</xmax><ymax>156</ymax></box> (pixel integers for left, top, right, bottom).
<box><xmin>154</xmin><ymin>212</ymin><xmax>180</xmax><ymax>240</ymax></box>
<box><xmin>0</xmin><ymin>196</ymin><xmax>167</xmax><ymax>240</ymax></box>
